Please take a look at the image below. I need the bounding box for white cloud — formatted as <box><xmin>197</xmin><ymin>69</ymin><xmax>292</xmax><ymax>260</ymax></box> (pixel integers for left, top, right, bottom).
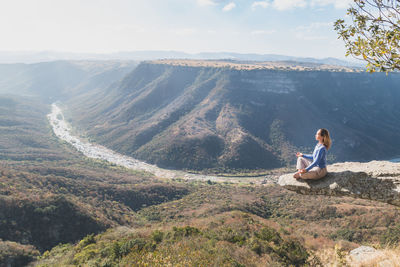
<box><xmin>295</xmin><ymin>22</ymin><xmax>332</xmax><ymax>40</ymax></box>
<box><xmin>104</xmin><ymin>24</ymin><xmax>146</xmax><ymax>33</ymax></box>
<box><xmin>223</xmin><ymin>2</ymin><xmax>236</xmax><ymax>11</ymax></box>
<box><xmin>171</xmin><ymin>28</ymin><xmax>197</xmax><ymax>35</ymax></box>
<box><xmin>333</xmin><ymin>0</ymin><xmax>352</xmax><ymax>9</ymax></box>
<box><xmin>262</xmin><ymin>0</ymin><xmax>349</xmax><ymax>11</ymax></box>
<box><xmin>295</xmin><ymin>32</ymin><xmax>328</xmax><ymax>40</ymax></box>
<box><xmin>272</xmin><ymin>0</ymin><xmax>307</xmax><ymax>10</ymax></box>
<box><xmin>251</xmin><ymin>1</ymin><xmax>270</xmax><ymax>10</ymax></box>
<box><xmin>310</xmin><ymin>0</ymin><xmax>352</xmax><ymax>9</ymax></box>
<box><xmin>251</xmin><ymin>30</ymin><xmax>276</xmax><ymax>35</ymax></box>
<box><xmin>296</xmin><ymin>22</ymin><xmax>332</xmax><ymax>31</ymax></box>
<box><xmin>197</xmin><ymin>0</ymin><xmax>216</xmax><ymax>6</ymax></box>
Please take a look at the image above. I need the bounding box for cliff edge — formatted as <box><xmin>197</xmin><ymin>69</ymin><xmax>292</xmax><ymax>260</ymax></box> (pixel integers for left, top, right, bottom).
<box><xmin>278</xmin><ymin>161</ymin><xmax>400</xmax><ymax>206</ymax></box>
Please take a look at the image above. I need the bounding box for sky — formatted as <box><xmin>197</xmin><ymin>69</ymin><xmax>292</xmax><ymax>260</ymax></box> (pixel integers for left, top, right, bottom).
<box><xmin>0</xmin><ymin>0</ymin><xmax>353</xmax><ymax>59</ymax></box>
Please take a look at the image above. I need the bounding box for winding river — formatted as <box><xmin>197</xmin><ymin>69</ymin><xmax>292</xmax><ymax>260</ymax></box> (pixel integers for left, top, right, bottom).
<box><xmin>47</xmin><ymin>103</ymin><xmax>265</xmax><ymax>183</ymax></box>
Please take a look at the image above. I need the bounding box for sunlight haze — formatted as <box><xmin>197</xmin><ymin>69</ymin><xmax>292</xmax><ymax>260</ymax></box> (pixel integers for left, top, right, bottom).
<box><xmin>0</xmin><ymin>0</ymin><xmax>352</xmax><ymax>58</ymax></box>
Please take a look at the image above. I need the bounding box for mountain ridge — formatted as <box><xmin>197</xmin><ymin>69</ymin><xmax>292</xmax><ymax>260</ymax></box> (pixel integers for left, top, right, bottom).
<box><xmin>0</xmin><ymin>60</ymin><xmax>138</xmax><ymax>102</ymax></box>
<box><xmin>147</xmin><ymin>59</ymin><xmax>362</xmax><ymax>72</ymax></box>
<box><xmin>0</xmin><ymin>50</ymin><xmax>361</xmax><ymax>67</ymax></box>
<box><xmin>67</xmin><ymin>61</ymin><xmax>400</xmax><ymax>172</ymax></box>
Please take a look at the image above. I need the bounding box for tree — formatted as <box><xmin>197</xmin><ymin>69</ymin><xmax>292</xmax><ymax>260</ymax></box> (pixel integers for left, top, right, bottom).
<box><xmin>334</xmin><ymin>0</ymin><xmax>400</xmax><ymax>72</ymax></box>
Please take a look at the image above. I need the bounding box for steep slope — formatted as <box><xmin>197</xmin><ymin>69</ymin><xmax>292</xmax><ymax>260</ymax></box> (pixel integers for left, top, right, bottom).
<box><xmin>68</xmin><ymin>61</ymin><xmax>400</xmax><ymax>171</ymax></box>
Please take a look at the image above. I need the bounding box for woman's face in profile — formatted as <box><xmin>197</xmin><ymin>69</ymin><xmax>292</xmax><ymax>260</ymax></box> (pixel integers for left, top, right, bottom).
<box><xmin>315</xmin><ymin>130</ymin><xmax>322</xmax><ymax>142</ymax></box>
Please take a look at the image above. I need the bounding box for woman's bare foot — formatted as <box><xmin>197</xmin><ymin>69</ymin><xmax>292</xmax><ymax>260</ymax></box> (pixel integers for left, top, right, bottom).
<box><xmin>293</xmin><ymin>172</ymin><xmax>301</xmax><ymax>179</ymax></box>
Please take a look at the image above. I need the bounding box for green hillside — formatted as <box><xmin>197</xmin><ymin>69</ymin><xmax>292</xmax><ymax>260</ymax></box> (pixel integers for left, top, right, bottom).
<box><xmin>34</xmin><ymin>179</ymin><xmax>400</xmax><ymax>266</ymax></box>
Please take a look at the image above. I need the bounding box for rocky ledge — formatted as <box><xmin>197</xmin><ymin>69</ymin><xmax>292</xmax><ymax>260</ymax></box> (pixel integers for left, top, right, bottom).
<box><xmin>278</xmin><ymin>161</ymin><xmax>400</xmax><ymax>206</ymax></box>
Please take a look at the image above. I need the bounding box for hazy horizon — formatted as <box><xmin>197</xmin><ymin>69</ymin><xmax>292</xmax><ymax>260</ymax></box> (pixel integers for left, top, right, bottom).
<box><xmin>1</xmin><ymin>0</ymin><xmax>352</xmax><ymax>59</ymax></box>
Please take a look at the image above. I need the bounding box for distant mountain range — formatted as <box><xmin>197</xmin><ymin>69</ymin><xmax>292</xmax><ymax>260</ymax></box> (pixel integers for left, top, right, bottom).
<box><xmin>0</xmin><ymin>50</ymin><xmax>362</xmax><ymax>67</ymax></box>
<box><xmin>0</xmin><ymin>60</ymin><xmax>138</xmax><ymax>102</ymax></box>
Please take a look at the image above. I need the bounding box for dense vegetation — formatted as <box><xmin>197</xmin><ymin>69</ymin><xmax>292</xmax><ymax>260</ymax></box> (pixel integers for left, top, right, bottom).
<box><xmin>34</xmin><ymin>181</ymin><xmax>400</xmax><ymax>266</ymax></box>
<box><xmin>36</xmin><ymin>213</ymin><xmax>310</xmax><ymax>266</ymax></box>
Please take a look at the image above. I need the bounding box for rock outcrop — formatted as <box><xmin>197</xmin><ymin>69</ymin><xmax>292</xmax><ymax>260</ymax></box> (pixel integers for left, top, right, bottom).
<box><xmin>278</xmin><ymin>161</ymin><xmax>400</xmax><ymax>206</ymax></box>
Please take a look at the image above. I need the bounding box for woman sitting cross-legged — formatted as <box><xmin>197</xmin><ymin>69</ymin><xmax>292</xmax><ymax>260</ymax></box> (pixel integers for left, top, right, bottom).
<box><xmin>294</xmin><ymin>128</ymin><xmax>331</xmax><ymax>180</ymax></box>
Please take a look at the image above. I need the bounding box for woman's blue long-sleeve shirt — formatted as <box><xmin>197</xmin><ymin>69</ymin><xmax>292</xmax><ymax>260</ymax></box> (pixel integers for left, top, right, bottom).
<box><xmin>303</xmin><ymin>143</ymin><xmax>327</xmax><ymax>171</ymax></box>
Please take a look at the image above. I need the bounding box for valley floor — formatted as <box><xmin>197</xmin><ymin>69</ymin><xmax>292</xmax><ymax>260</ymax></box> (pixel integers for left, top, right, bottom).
<box><xmin>49</xmin><ymin>103</ymin><xmax>276</xmax><ymax>184</ymax></box>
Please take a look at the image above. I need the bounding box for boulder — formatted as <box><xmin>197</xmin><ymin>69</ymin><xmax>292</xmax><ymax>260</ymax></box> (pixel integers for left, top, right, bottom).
<box><xmin>346</xmin><ymin>246</ymin><xmax>400</xmax><ymax>266</ymax></box>
<box><xmin>278</xmin><ymin>161</ymin><xmax>400</xmax><ymax>206</ymax></box>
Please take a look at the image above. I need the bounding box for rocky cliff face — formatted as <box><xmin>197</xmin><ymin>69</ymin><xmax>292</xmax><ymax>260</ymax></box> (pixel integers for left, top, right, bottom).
<box><xmin>278</xmin><ymin>161</ymin><xmax>400</xmax><ymax>207</ymax></box>
<box><xmin>68</xmin><ymin>61</ymin><xmax>400</xmax><ymax>171</ymax></box>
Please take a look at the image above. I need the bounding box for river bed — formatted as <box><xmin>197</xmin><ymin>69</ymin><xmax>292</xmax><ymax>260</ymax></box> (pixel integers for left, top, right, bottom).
<box><xmin>47</xmin><ymin>103</ymin><xmax>267</xmax><ymax>183</ymax></box>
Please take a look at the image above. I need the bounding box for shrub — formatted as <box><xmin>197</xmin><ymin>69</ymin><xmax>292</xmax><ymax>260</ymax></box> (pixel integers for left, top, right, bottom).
<box><xmin>276</xmin><ymin>240</ymin><xmax>309</xmax><ymax>266</ymax></box>
<box><xmin>220</xmin><ymin>228</ymin><xmax>247</xmax><ymax>245</ymax></box>
<box><xmin>73</xmin><ymin>244</ymin><xmax>98</xmax><ymax>264</ymax></box>
<box><xmin>77</xmin><ymin>234</ymin><xmax>96</xmax><ymax>249</ymax></box>
<box><xmin>381</xmin><ymin>225</ymin><xmax>400</xmax><ymax>246</ymax></box>
<box><xmin>104</xmin><ymin>238</ymin><xmax>148</xmax><ymax>262</ymax></box>
<box><xmin>151</xmin><ymin>230</ymin><xmax>164</xmax><ymax>243</ymax></box>
<box><xmin>172</xmin><ymin>226</ymin><xmax>201</xmax><ymax>240</ymax></box>
<box><xmin>249</xmin><ymin>238</ymin><xmax>273</xmax><ymax>256</ymax></box>
<box><xmin>255</xmin><ymin>227</ymin><xmax>282</xmax><ymax>245</ymax></box>
<box><xmin>330</xmin><ymin>229</ymin><xmax>356</xmax><ymax>242</ymax></box>
<box><xmin>112</xmin><ymin>242</ymin><xmax>121</xmax><ymax>260</ymax></box>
